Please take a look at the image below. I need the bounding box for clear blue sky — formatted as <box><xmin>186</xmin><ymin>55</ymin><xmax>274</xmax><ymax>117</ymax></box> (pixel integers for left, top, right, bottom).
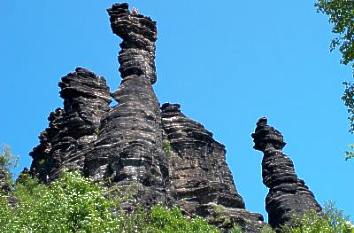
<box><xmin>1</xmin><ymin>1</ymin><xmax>353</xmax><ymax>221</ymax></box>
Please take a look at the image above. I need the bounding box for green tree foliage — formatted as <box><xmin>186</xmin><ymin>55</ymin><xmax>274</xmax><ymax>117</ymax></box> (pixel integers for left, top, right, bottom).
<box><xmin>0</xmin><ymin>172</ymin><xmax>120</xmax><ymax>233</ymax></box>
<box><xmin>0</xmin><ymin>171</ymin><xmax>353</xmax><ymax>232</ymax></box>
<box><xmin>0</xmin><ymin>145</ymin><xmax>18</xmax><ymax>186</ymax></box>
<box><xmin>261</xmin><ymin>225</ymin><xmax>277</xmax><ymax>233</ymax></box>
<box><xmin>345</xmin><ymin>144</ymin><xmax>354</xmax><ymax>160</ymax></box>
<box><xmin>144</xmin><ymin>205</ymin><xmax>220</xmax><ymax>233</ymax></box>
<box><xmin>281</xmin><ymin>203</ymin><xmax>354</xmax><ymax>233</ymax></box>
<box><xmin>162</xmin><ymin>139</ymin><xmax>173</xmax><ymax>157</ymax></box>
<box><xmin>254</xmin><ymin>204</ymin><xmax>354</xmax><ymax>233</ymax></box>
<box><xmin>0</xmin><ymin>146</ymin><xmax>18</xmax><ymax>175</ymax></box>
<box><xmin>316</xmin><ymin>0</ymin><xmax>354</xmax><ymax>159</ymax></box>
<box><xmin>316</xmin><ymin>0</ymin><xmax>354</xmax><ymax>68</ymax></box>
<box><xmin>117</xmin><ymin>204</ymin><xmax>221</xmax><ymax>233</ymax></box>
<box><xmin>0</xmin><ymin>171</ymin><xmax>221</xmax><ymax>233</ymax></box>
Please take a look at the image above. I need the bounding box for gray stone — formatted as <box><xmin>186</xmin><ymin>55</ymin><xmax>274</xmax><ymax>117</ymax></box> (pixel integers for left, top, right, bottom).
<box><xmin>161</xmin><ymin>103</ymin><xmax>264</xmax><ymax>232</ymax></box>
<box><xmin>84</xmin><ymin>3</ymin><xmax>169</xmax><ymax>208</ymax></box>
<box><xmin>252</xmin><ymin>117</ymin><xmax>322</xmax><ymax>229</ymax></box>
<box><xmin>0</xmin><ymin>168</ymin><xmax>11</xmax><ymax>194</ymax></box>
<box><xmin>30</xmin><ymin>68</ymin><xmax>111</xmax><ymax>182</ymax></box>
<box><xmin>23</xmin><ymin>3</ymin><xmax>315</xmax><ymax>232</ymax></box>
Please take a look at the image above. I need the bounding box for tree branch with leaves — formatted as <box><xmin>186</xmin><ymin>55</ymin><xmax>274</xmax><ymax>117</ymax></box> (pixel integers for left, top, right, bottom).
<box><xmin>316</xmin><ymin>0</ymin><xmax>354</xmax><ymax>159</ymax></box>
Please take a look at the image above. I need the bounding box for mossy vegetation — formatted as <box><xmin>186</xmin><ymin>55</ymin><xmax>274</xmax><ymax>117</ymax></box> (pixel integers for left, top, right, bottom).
<box><xmin>162</xmin><ymin>139</ymin><xmax>173</xmax><ymax>157</ymax></box>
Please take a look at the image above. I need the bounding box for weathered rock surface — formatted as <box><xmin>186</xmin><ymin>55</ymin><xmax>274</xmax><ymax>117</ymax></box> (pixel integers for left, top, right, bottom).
<box><xmin>0</xmin><ymin>166</ymin><xmax>17</xmax><ymax>206</ymax></box>
<box><xmin>84</xmin><ymin>3</ymin><xmax>169</xmax><ymax>208</ymax></box>
<box><xmin>28</xmin><ymin>3</ymin><xmax>267</xmax><ymax>231</ymax></box>
<box><xmin>30</xmin><ymin>68</ymin><xmax>111</xmax><ymax>182</ymax></box>
<box><xmin>252</xmin><ymin>117</ymin><xmax>321</xmax><ymax>229</ymax></box>
<box><xmin>0</xmin><ymin>168</ymin><xmax>11</xmax><ymax>194</ymax></box>
<box><xmin>26</xmin><ymin>3</ymin><xmax>330</xmax><ymax>232</ymax></box>
<box><xmin>161</xmin><ymin>103</ymin><xmax>264</xmax><ymax>232</ymax></box>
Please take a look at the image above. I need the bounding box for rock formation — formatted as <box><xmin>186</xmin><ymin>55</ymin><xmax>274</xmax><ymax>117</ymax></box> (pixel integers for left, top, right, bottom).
<box><xmin>29</xmin><ymin>3</ymin><xmax>266</xmax><ymax>231</ymax></box>
<box><xmin>0</xmin><ymin>168</ymin><xmax>11</xmax><ymax>194</ymax></box>
<box><xmin>27</xmin><ymin>3</ymin><xmax>324</xmax><ymax>232</ymax></box>
<box><xmin>161</xmin><ymin>103</ymin><xmax>264</xmax><ymax>232</ymax></box>
<box><xmin>0</xmin><ymin>168</ymin><xmax>17</xmax><ymax>207</ymax></box>
<box><xmin>30</xmin><ymin>68</ymin><xmax>111</xmax><ymax>182</ymax></box>
<box><xmin>84</xmin><ymin>3</ymin><xmax>169</xmax><ymax>208</ymax></box>
<box><xmin>251</xmin><ymin>117</ymin><xmax>321</xmax><ymax>229</ymax></box>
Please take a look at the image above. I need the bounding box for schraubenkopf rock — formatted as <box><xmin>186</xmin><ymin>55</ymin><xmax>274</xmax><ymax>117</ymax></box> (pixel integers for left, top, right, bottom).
<box><xmin>27</xmin><ymin>3</ymin><xmax>322</xmax><ymax>232</ymax></box>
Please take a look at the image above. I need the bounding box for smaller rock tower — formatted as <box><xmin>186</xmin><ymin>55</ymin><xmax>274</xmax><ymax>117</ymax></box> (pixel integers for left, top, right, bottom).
<box><xmin>251</xmin><ymin>117</ymin><xmax>321</xmax><ymax>229</ymax></box>
<box><xmin>30</xmin><ymin>68</ymin><xmax>111</xmax><ymax>182</ymax></box>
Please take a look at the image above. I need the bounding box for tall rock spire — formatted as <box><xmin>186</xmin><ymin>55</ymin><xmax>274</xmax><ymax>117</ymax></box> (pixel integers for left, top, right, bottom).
<box><xmin>84</xmin><ymin>3</ymin><xmax>169</xmax><ymax>207</ymax></box>
<box><xmin>161</xmin><ymin>103</ymin><xmax>264</xmax><ymax>232</ymax></box>
<box><xmin>30</xmin><ymin>68</ymin><xmax>111</xmax><ymax>182</ymax></box>
<box><xmin>251</xmin><ymin>117</ymin><xmax>321</xmax><ymax>229</ymax></box>
<box><xmin>109</xmin><ymin>3</ymin><xmax>157</xmax><ymax>84</ymax></box>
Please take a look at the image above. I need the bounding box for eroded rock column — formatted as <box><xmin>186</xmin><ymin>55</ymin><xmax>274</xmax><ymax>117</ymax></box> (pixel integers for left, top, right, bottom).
<box><xmin>84</xmin><ymin>3</ymin><xmax>169</xmax><ymax>207</ymax></box>
<box><xmin>162</xmin><ymin>103</ymin><xmax>264</xmax><ymax>232</ymax></box>
<box><xmin>30</xmin><ymin>68</ymin><xmax>111</xmax><ymax>182</ymax></box>
<box><xmin>251</xmin><ymin>117</ymin><xmax>321</xmax><ymax>229</ymax></box>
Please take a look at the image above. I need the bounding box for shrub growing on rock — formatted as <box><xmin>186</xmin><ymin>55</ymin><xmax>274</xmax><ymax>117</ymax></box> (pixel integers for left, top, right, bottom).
<box><xmin>0</xmin><ymin>171</ymin><xmax>221</xmax><ymax>233</ymax></box>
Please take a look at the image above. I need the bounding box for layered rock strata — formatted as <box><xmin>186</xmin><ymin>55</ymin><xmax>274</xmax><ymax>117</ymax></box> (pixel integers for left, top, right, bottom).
<box><xmin>29</xmin><ymin>3</ymin><xmax>268</xmax><ymax>232</ymax></box>
<box><xmin>30</xmin><ymin>68</ymin><xmax>111</xmax><ymax>182</ymax></box>
<box><xmin>161</xmin><ymin>103</ymin><xmax>264</xmax><ymax>232</ymax></box>
<box><xmin>251</xmin><ymin>117</ymin><xmax>321</xmax><ymax>229</ymax></box>
<box><xmin>84</xmin><ymin>3</ymin><xmax>169</xmax><ymax>208</ymax></box>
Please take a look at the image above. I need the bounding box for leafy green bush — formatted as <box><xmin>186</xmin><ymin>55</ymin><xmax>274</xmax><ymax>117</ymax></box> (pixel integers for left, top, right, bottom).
<box><xmin>0</xmin><ymin>171</ymin><xmax>221</xmax><ymax>233</ymax></box>
<box><xmin>116</xmin><ymin>205</ymin><xmax>221</xmax><ymax>233</ymax></box>
<box><xmin>162</xmin><ymin>139</ymin><xmax>173</xmax><ymax>157</ymax></box>
<box><xmin>146</xmin><ymin>205</ymin><xmax>220</xmax><ymax>233</ymax></box>
<box><xmin>0</xmin><ymin>171</ymin><xmax>120</xmax><ymax>233</ymax></box>
<box><xmin>230</xmin><ymin>225</ymin><xmax>243</xmax><ymax>233</ymax></box>
<box><xmin>345</xmin><ymin>144</ymin><xmax>354</xmax><ymax>160</ymax></box>
<box><xmin>4</xmin><ymin>170</ymin><xmax>352</xmax><ymax>233</ymax></box>
<box><xmin>261</xmin><ymin>225</ymin><xmax>276</xmax><ymax>233</ymax></box>
<box><xmin>0</xmin><ymin>145</ymin><xmax>18</xmax><ymax>183</ymax></box>
<box><xmin>254</xmin><ymin>204</ymin><xmax>354</xmax><ymax>233</ymax></box>
<box><xmin>281</xmin><ymin>203</ymin><xmax>354</xmax><ymax>233</ymax></box>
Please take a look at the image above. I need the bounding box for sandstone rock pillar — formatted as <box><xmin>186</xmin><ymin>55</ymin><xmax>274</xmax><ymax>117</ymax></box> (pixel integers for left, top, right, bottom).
<box><xmin>251</xmin><ymin>117</ymin><xmax>321</xmax><ymax>229</ymax></box>
<box><xmin>161</xmin><ymin>103</ymin><xmax>264</xmax><ymax>232</ymax></box>
<box><xmin>30</xmin><ymin>68</ymin><xmax>111</xmax><ymax>182</ymax></box>
<box><xmin>84</xmin><ymin>3</ymin><xmax>169</xmax><ymax>207</ymax></box>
